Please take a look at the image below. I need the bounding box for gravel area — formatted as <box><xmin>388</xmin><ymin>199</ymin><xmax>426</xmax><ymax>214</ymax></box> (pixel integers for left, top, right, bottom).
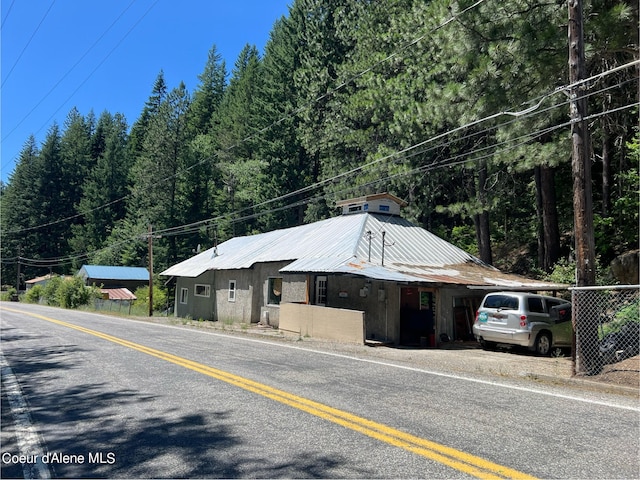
<box><xmin>128</xmin><ymin>315</ymin><xmax>639</xmax><ymax>397</ymax></box>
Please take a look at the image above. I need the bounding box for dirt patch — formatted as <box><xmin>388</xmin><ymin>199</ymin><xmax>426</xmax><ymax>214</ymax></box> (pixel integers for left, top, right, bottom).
<box><xmin>592</xmin><ymin>356</ymin><xmax>640</xmax><ymax>388</ymax></box>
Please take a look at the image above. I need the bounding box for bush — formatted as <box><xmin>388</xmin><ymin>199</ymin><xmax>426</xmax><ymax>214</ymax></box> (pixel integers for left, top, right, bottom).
<box><xmin>24</xmin><ymin>285</ymin><xmax>44</xmax><ymax>303</ymax></box>
<box><xmin>57</xmin><ymin>276</ymin><xmax>96</xmax><ymax>309</ymax></box>
<box><xmin>41</xmin><ymin>276</ymin><xmax>98</xmax><ymax>309</ymax></box>
<box><xmin>42</xmin><ymin>277</ymin><xmax>64</xmax><ymax>306</ymax></box>
<box><xmin>133</xmin><ymin>284</ymin><xmax>168</xmax><ymax>314</ymax></box>
<box><xmin>1</xmin><ymin>287</ymin><xmax>17</xmax><ymax>301</ymax></box>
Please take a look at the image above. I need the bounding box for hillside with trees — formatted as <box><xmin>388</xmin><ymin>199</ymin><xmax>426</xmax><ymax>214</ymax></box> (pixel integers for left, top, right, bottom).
<box><xmin>1</xmin><ymin>0</ymin><xmax>638</xmax><ymax>289</ymax></box>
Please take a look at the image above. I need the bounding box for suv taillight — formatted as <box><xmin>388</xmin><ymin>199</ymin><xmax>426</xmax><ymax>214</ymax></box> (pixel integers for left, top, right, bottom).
<box><xmin>475</xmin><ymin>311</ymin><xmax>479</xmax><ymax>324</ymax></box>
<box><xmin>519</xmin><ymin>315</ymin><xmax>528</xmax><ymax>327</ymax></box>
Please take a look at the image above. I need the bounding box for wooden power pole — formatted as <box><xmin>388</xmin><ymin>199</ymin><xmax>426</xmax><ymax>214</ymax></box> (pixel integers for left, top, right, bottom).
<box><xmin>146</xmin><ymin>225</ymin><xmax>161</xmax><ymax>317</ymax></box>
<box><xmin>568</xmin><ymin>0</ymin><xmax>596</xmax><ymax>287</ymax></box>
<box><xmin>569</xmin><ymin>0</ymin><xmax>599</xmax><ymax>375</ymax></box>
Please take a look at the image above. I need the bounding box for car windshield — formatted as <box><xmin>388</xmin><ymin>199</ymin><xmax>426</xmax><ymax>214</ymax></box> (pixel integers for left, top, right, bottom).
<box><xmin>484</xmin><ymin>295</ymin><xmax>519</xmax><ymax>310</ymax></box>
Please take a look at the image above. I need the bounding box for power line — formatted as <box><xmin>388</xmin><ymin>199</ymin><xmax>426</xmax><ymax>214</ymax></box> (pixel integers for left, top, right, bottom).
<box><xmin>1</xmin><ymin>0</ymin><xmax>56</xmax><ymax>87</ymax></box>
<box><xmin>2</xmin><ymin>0</ymin><xmax>488</xmax><ymax>231</ymax></box>
<box><xmin>10</xmin><ymin>98</ymin><xmax>637</xmax><ymax>270</ymax></box>
<box><xmin>1</xmin><ymin>0</ymin><xmax>16</xmax><ymax>28</ymax></box>
<box><xmin>1</xmin><ymin>0</ymin><xmax>140</xmax><ymax>143</ymax></box>
<box><xmin>2</xmin><ymin>68</ymin><xmax>636</xmax><ymax>238</ymax></box>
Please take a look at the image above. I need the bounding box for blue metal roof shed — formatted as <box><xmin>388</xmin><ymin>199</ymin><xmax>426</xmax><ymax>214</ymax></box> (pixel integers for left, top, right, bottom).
<box><xmin>79</xmin><ymin>265</ymin><xmax>149</xmax><ymax>281</ymax></box>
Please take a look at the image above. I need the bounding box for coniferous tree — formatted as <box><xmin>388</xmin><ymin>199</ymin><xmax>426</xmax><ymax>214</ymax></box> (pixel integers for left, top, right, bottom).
<box><xmin>181</xmin><ymin>46</ymin><xmax>228</xmax><ymax>252</ymax></box>
<box><xmin>254</xmin><ymin>16</ymin><xmax>309</xmax><ymax>230</ymax></box>
<box><xmin>212</xmin><ymin>44</ymin><xmax>264</xmax><ymax>238</ymax></box>
<box><xmin>0</xmin><ymin>136</ymin><xmax>42</xmax><ymax>283</ymax></box>
<box><xmin>69</xmin><ymin>112</ymin><xmax>130</xmax><ymax>261</ymax></box>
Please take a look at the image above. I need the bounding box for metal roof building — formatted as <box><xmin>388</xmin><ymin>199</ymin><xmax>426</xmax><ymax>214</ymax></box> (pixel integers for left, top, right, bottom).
<box><xmin>160</xmin><ymin>194</ymin><xmax>565</xmax><ymax>345</ymax></box>
<box><xmin>78</xmin><ymin>265</ymin><xmax>149</xmax><ymax>291</ymax></box>
<box><xmin>161</xmin><ymin>205</ymin><xmax>560</xmax><ymax>290</ymax></box>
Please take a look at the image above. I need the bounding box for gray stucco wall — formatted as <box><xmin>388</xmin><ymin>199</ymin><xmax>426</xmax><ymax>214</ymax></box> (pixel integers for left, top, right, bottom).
<box><xmin>171</xmin><ymin>265</ymin><xmax>486</xmax><ymax>345</ymax></box>
<box><xmin>174</xmin><ymin>270</ymin><xmax>216</xmax><ymax>321</ymax></box>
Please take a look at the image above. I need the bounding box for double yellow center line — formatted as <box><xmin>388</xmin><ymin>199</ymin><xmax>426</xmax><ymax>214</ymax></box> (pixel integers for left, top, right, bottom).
<box><xmin>4</xmin><ymin>308</ymin><xmax>536</xmax><ymax>479</ymax></box>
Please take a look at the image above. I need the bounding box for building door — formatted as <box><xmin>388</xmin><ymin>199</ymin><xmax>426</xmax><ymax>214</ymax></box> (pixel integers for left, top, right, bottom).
<box><xmin>315</xmin><ymin>276</ymin><xmax>327</xmax><ymax>306</ymax></box>
<box><xmin>400</xmin><ymin>287</ymin><xmax>434</xmax><ymax>346</ymax></box>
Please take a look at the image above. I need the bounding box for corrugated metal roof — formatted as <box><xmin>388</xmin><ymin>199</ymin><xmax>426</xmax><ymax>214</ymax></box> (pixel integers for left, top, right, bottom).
<box><xmin>26</xmin><ymin>274</ymin><xmax>56</xmax><ymax>284</ymax></box>
<box><xmin>79</xmin><ymin>265</ymin><xmax>149</xmax><ymax>281</ymax></box>
<box><xmin>101</xmin><ymin>288</ymin><xmax>137</xmax><ymax>300</ymax></box>
<box><xmin>161</xmin><ymin>213</ymin><xmax>565</xmax><ymax>289</ymax></box>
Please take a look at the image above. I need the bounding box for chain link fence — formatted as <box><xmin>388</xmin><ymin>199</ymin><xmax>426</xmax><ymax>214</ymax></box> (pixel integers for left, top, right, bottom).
<box><xmin>571</xmin><ymin>285</ymin><xmax>640</xmax><ymax>376</ymax></box>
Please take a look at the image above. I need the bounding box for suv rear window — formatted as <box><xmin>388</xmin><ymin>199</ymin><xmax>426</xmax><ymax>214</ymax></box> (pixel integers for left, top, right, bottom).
<box><xmin>484</xmin><ymin>295</ymin><xmax>519</xmax><ymax>310</ymax></box>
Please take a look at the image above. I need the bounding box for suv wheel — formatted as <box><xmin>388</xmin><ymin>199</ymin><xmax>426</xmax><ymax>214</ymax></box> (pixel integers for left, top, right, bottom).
<box><xmin>535</xmin><ymin>333</ymin><xmax>551</xmax><ymax>356</ymax></box>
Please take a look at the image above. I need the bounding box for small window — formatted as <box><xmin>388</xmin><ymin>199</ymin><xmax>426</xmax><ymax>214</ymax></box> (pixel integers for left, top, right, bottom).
<box><xmin>194</xmin><ymin>284</ymin><xmax>210</xmax><ymax>297</ymax></box>
<box><xmin>268</xmin><ymin>277</ymin><xmax>282</xmax><ymax>305</ymax></box>
<box><xmin>180</xmin><ymin>288</ymin><xmax>188</xmax><ymax>304</ymax></box>
<box><xmin>228</xmin><ymin>280</ymin><xmax>236</xmax><ymax>302</ymax></box>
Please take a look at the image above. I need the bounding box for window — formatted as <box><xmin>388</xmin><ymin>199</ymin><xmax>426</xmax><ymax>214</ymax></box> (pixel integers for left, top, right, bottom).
<box><xmin>527</xmin><ymin>297</ymin><xmax>544</xmax><ymax>313</ymax></box>
<box><xmin>194</xmin><ymin>284</ymin><xmax>210</xmax><ymax>297</ymax></box>
<box><xmin>485</xmin><ymin>294</ymin><xmax>519</xmax><ymax>310</ymax></box>
<box><xmin>268</xmin><ymin>277</ymin><xmax>282</xmax><ymax>305</ymax></box>
<box><xmin>180</xmin><ymin>288</ymin><xmax>188</xmax><ymax>304</ymax></box>
<box><xmin>228</xmin><ymin>280</ymin><xmax>236</xmax><ymax>302</ymax></box>
<box><xmin>315</xmin><ymin>276</ymin><xmax>327</xmax><ymax>306</ymax></box>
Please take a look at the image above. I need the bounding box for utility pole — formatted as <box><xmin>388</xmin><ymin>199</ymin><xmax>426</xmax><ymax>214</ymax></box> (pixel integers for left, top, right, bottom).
<box><xmin>146</xmin><ymin>225</ymin><xmax>162</xmax><ymax>317</ymax></box>
<box><xmin>568</xmin><ymin>0</ymin><xmax>596</xmax><ymax>287</ymax></box>
<box><xmin>568</xmin><ymin>0</ymin><xmax>598</xmax><ymax>376</ymax></box>
<box><xmin>16</xmin><ymin>246</ymin><xmax>21</xmax><ymax>293</ymax></box>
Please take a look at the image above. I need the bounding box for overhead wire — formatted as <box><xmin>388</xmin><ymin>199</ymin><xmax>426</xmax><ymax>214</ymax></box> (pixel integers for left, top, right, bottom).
<box><xmin>2</xmin><ymin>68</ymin><xmax>636</xmax><ymax>241</ymax></box>
<box><xmin>13</xmin><ymin>95</ymin><xmax>638</xmax><ymax>269</ymax></box>
<box><xmin>2</xmin><ymin>0</ymin><xmax>490</xmax><ymax>235</ymax></box>
<box><xmin>1</xmin><ymin>0</ymin><xmax>16</xmax><ymax>28</ymax></box>
<box><xmin>1</xmin><ymin>0</ymin><xmax>140</xmax><ymax>144</ymax></box>
<box><xmin>1</xmin><ymin>0</ymin><xmax>56</xmax><ymax>88</ymax></box>
<box><xmin>2</xmin><ymin>4</ymin><xmax>638</xmax><ymax>268</ymax></box>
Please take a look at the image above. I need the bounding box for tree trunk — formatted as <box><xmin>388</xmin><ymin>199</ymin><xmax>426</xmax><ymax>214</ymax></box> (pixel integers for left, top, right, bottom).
<box><xmin>475</xmin><ymin>162</ymin><xmax>493</xmax><ymax>265</ymax></box>
<box><xmin>601</xmin><ymin>128</ymin><xmax>611</xmax><ymax>217</ymax></box>
<box><xmin>540</xmin><ymin>165</ymin><xmax>561</xmax><ymax>271</ymax></box>
<box><xmin>534</xmin><ymin>166</ymin><xmax>545</xmax><ymax>269</ymax></box>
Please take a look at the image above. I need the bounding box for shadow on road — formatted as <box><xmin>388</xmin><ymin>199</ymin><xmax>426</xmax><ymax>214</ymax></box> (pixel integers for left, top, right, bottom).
<box><xmin>1</xmin><ymin>325</ymin><xmax>366</xmax><ymax>478</ymax></box>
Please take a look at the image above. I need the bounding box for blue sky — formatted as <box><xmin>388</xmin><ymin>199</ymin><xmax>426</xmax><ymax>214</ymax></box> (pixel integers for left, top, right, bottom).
<box><xmin>1</xmin><ymin>0</ymin><xmax>292</xmax><ymax>183</ymax></box>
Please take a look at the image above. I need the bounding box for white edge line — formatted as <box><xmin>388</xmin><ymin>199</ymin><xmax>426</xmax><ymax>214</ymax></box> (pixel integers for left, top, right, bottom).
<box><xmin>0</xmin><ymin>351</ymin><xmax>52</xmax><ymax>479</ymax></box>
<box><xmin>124</xmin><ymin>318</ymin><xmax>640</xmax><ymax>413</ymax></box>
<box><xmin>3</xmin><ymin>307</ymin><xmax>639</xmax><ymax>413</ymax></box>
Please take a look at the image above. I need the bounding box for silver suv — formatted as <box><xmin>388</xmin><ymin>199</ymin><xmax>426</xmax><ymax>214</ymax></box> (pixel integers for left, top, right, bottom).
<box><xmin>472</xmin><ymin>292</ymin><xmax>572</xmax><ymax>356</ymax></box>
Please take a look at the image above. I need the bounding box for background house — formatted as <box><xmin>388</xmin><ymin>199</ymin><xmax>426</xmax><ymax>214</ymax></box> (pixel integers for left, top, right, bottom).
<box><xmin>161</xmin><ymin>194</ymin><xmax>566</xmax><ymax>346</ymax></box>
<box><xmin>25</xmin><ymin>273</ymin><xmax>60</xmax><ymax>290</ymax></box>
<box><xmin>78</xmin><ymin>265</ymin><xmax>148</xmax><ymax>301</ymax></box>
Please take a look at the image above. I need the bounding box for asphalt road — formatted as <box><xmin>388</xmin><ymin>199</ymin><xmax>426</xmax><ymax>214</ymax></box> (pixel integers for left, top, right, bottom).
<box><xmin>1</xmin><ymin>303</ymin><xmax>638</xmax><ymax>479</ymax></box>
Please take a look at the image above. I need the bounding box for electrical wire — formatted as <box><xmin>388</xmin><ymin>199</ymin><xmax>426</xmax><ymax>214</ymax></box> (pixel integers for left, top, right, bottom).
<box><xmin>2</xmin><ymin>6</ymin><xmax>638</xmax><ymax>268</ymax></box>
<box><xmin>1</xmin><ymin>0</ymin><xmax>140</xmax><ymax>144</ymax></box>
<box><xmin>1</xmin><ymin>0</ymin><xmax>56</xmax><ymax>88</ymax></box>
<box><xmin>2</xmin><ymin>69</ymin><xmax>636</xmax><ymax>239</ymax></box>
<box><xmin>10</xmin><ymin>96</ymin><xmax>638</xmax><ymax>270</ymax></box>
<box><xmin>2</xmin><ymin>0</ymin><xmax>489</xmax><ymax>231</ymax></box>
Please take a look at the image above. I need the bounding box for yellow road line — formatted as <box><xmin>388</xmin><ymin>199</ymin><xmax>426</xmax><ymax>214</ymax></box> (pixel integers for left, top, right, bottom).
<box><xmin>2</xmin><ymin>307</ymin><xmax>537</xmax><ymax>479</ymax></box>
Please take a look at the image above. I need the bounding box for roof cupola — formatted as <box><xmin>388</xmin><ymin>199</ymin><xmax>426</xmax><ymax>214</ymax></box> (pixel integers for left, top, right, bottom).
<box><xmin>335</xmin><ymin>193</ymin><xmax>407</xmax><ymax>216</ymax></box>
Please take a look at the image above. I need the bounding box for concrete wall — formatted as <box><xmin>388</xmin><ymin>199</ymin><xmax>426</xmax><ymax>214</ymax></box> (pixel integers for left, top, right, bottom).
<box><xmin>324</xmin><ymin>276</ymin><xmax>400</xmax><ymax>344</ymax></box>
<box><xmin>280</xmin><ymin>303</ymin><xmax>365</xmax><ymax>344</ymax></box>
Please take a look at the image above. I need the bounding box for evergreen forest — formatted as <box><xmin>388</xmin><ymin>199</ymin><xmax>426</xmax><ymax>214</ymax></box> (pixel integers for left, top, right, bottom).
<box><xmin>1</xmin><ymin>0</ymin><xmax>638</xmax><ymax>289</ymax></box>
